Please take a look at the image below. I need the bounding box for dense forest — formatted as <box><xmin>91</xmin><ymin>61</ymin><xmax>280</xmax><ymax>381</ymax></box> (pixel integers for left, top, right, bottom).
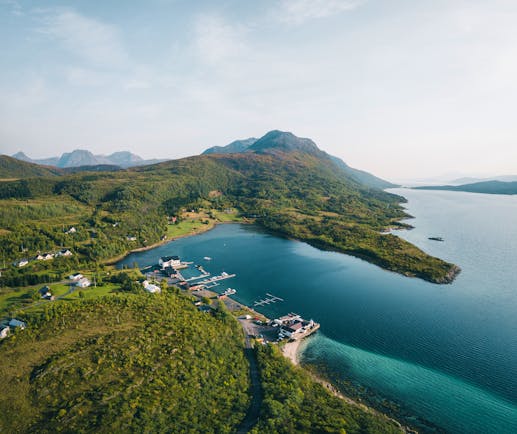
<box><xmin>252</xmin><ymin>345</ymin><xmax>402</xmax><ymax>434</ymax></box>
<box><xmin>0</xmin><ymin>133</ymin><xmax>459</xmax><ymax>284</ymax></box>
<box><xmin>0</xmin><ymin>293</ymin><xmax>250</xmax><ymax>433</ymax></box>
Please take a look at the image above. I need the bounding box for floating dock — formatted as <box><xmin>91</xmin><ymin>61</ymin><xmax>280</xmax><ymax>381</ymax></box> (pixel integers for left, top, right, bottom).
<box><xmin>183</xmin><ymin>272</ymin><xmax>211</xmax><ymax>282</ymax></box>
<box><xmin>197</xmin><ymin>272</ymin><xmax>236</xmax><ymax>286</ymax></box>
<box><xmin>253</xmin><ymin>293</ymin><xmax>284</xmax><ymax>307</ymax></box>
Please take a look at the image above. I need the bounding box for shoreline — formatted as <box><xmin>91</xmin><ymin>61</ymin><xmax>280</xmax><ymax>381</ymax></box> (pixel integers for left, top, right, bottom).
<box><xmin>103</xmin><ymin>220</ymin><xmax>249</xmax><ymax>266</ymax></box>
<box><xmin>281</xmin><ymin>337</ymin><xmax>413</xmax><ymax>433</ymax></box>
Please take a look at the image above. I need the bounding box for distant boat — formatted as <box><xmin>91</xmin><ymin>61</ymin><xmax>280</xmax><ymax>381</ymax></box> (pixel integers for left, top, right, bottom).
<box><xmin>428</xmin><ymin>237</ymin><xmax>444</xmax><ymax>242</ymax></box>
<box><xmin>203</xmin><ymin>256</ymin><xmax>212</xmax><ymax>261</ymax></box>
<box><xmin>222</xmin><ymin>288</ymin><xmax>236</xmax><ymax>296</ymax></box>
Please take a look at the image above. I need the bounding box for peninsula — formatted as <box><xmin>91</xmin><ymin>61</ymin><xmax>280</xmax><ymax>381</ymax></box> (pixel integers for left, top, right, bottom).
<box><xmin>0</xmin><ymin>130</ymin><xmax>459</xmax><ymax>285</ymax></box>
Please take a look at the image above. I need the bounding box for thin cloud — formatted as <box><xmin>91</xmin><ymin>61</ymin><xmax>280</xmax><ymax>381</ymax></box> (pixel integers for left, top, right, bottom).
<box><xmin>277</xmin><ymin>0</ymin><xmax>365</xmax><ymax>24</ymax></box>
<box><xmin>0</xmin><ymin>0</ymin><xmax>23</xmax><ymax>16</ymax></box>
<box><xmin>37</xmin><ymin>9</ymin><xmax>128</xmax><ymax>67</ymax></box>
<box><xmin>194</xmin><ymin>14</ymin><xmax>247</xmax><ymax>66</ymax></box>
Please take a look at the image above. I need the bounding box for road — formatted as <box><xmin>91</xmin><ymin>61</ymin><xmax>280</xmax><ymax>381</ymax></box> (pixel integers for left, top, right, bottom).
<box><xmin>235</xmin><ymin>319</ymin><xmax>263</xmax><ymax>434</ymax></box>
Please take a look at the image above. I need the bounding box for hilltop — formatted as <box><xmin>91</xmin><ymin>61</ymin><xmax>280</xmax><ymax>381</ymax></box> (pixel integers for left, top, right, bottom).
<box><xmin>203</xmin><ymin>130</ymin><xmax>397</xmax><ymax>190</ymax></box>
<box><xmin>0</xmin><ymin>155</ymin><xmax>62</xmax><ymax>179</ymax></box>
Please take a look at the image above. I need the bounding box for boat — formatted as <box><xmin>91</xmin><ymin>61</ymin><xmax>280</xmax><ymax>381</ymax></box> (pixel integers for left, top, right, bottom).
<box><xmin>222</xmin><ymin>288</ymin><xmax>236</xmax><ymax>296</ymax></box>
<box><xmin>203</xmin><ymin>256</ymin><xmax>212</xmax><ymax>261</ymax></box>
<box><xmin>428</xmin><ymin>237</ymin><xmax>444</xmax><ymax>242</ymax></box>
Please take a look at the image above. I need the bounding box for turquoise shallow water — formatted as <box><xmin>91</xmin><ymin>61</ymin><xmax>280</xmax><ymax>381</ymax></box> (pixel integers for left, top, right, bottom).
<box><xmin>118</xmin><ymin>189</ymin><xmax>517</xmax><ymax>433</ymax></box>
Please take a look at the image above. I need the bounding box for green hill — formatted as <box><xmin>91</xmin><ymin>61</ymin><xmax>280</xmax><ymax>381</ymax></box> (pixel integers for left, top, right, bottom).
<box><xmin>202</xmin><ymin>130</ymin><xmax>397</xmax><ymax>190</ymax></box>
<box><xmin>0</xmin><ymin>155</ymin><xmax>62</xmax><ymax>179</ymax></box>
<box><xmin>0</xmin><ymin>291</ymin><xmax>402</xmax><ymax>433</ymax></box>
<box><xmin>415</xmin><ymin>180</ymin><xmax>517</xmax><ymax>195</ymax></box>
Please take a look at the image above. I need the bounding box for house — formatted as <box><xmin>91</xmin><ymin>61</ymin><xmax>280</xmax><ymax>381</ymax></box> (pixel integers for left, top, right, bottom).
<box><xmin>279</xmin><ymin>321</ymin><xmax>303</xmax><ymax>338</ymax></box>
<box><xmin>41</xmin><ymin>253</ymin><xmax>54</xmax><ymax>260</ymax></box>
<box><xmin>38</xmin><ymin>286</ymin><xmax>52</xmax><ymax>298</ymax></box>
<box><xmin>76</xmin><ymin>278</ymin><xmax>91</xmax><ymax>288</ymax></box>
<box><xmin>56</xmin><ymin>249</ymin><xmax>73</xmax><ymax>257</ymax></box>
<box><xmin>8</xmin><ymin>319</ymin><xmax>26</xmax><ymax>329</ymax></box>
<box><xmin>158</xmin><ymin>255</ymin><xmax>181</xmax><ymax>269</ymax></box>
<box><xmin>14</xmin><ymin>259</ymin><xmax>29</xmax><ymax>267</ymax></box>
<box><xmin>126</xmin><ymin>236</ymin><xmax>137</xmax><ymax>241</ymax></box>
<box><xmin>0</xmin><ymin>326</ymin><xmax>10</xmax><ymax>339</ymax></box>
<box><xmin>34</xmin><ymin>254</ymin><xmax>44</xmax><ymax>261</ymax></box>
<box><xmin>66</xmin><ymin>227</ymin><xmax>77</xmax><ymax>234</ymax></box>
<box><xmin>69</xmin><ymin>273</ymin><xmax>83</xmax><ymax>281</ymax></box>
<box><xmin>142</xmin><ymin>280</ymin><xmax>161</xmax><ymax>293</ymax></box>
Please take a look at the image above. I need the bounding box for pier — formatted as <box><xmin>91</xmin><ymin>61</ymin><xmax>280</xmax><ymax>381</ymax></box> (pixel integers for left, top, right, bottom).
<box><xmin>253</xmin><ymin>293</ymin><xmax>284</xmax><ymax>307</ymax></box>
<box><xmin>197</xmin><ymin>272</ymin><xmax>236</xmax><ymax>286</ymax></box>
<box><xmin>183</xmin><ymin>272</ymin><xmax>211</xmax><ymax>282</ymax></box>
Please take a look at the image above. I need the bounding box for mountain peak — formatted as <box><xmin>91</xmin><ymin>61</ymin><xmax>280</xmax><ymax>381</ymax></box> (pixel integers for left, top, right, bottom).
<box><xmin>58</xmin><ymin>150</ymin><xmax>99</xmax><ymax>168</ymax></box>
<box><xmin>12</xmin><ymin>151</ymin><xmax>33</xmax><ymax>163</ymax></box>
<box><xmin>248</xmin><ymin>130</ymin><xmax>320</xmax><ymax>155</ymax></box>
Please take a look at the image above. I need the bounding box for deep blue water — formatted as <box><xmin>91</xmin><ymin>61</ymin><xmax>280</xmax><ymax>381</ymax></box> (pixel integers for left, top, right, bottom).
<box><xmin>118</xmin><ymin>189</ymin><xmax>517</xmax><ymax>433</ymax></box>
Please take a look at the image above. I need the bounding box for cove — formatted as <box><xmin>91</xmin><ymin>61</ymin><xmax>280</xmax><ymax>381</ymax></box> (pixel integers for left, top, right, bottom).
<box><xmin>118</xmin><ymin>189</ymin><xmax>517</xmax><ymax>433</ymax></box>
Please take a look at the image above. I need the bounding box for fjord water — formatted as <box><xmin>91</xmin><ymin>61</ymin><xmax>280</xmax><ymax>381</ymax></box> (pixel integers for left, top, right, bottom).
<box><xmin>118</xmin><ymin>189</ymin><xmax>517</xmax><ymax>433</ymax></box>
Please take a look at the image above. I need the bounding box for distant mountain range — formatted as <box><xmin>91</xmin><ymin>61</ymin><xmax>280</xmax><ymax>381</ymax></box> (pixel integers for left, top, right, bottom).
<box><xmin>415</xmin><ymin>180</ymin><xmax>517</xmax><ymax>195</ymax></box>
<box><xmin>11</xmin><ymin>150</ymin><xmax>164</xmax><ymax>169</ymax></box>
<box><xmin>203</xmin><ymin>130</ymin><xmax>396</xmax><ymax>190</ymax></box>
<box><xmin>6</xmin><ymin>130</ymin><xmax>396</xmax><ymax>189</ymax></box>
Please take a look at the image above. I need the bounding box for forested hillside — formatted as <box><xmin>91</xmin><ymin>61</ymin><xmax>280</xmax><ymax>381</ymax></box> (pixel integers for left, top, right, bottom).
<box><xmin>0</xmin><ymin>134</ymin><xmax>458</xmax><ymax>284</ymax></box>
<box><xmin>0</xmin><ymin>290</ymin><xmax>404</xmax><ymax>433</ymax></box>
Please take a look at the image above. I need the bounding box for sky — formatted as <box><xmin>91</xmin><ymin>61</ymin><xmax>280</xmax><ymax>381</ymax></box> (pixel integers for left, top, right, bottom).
<box><xmin>1</xmin><ymin>0</ymin><xmax>516</xmax><ymax>181</ymax></box>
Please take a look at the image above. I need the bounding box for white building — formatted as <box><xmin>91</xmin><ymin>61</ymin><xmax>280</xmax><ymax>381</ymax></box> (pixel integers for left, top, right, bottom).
<box><xmin>76</xmin><ymin>278</ymin><xmax>91</xmax><ymax>288</ymax></box>
<box><xmin>15</xmin><ymin>259</ymin><xmax>29</xmax><ymax>267</ymax></box>
<box><xmin>0</xmin><ymin>326</ymin><xmax>10</xmax><ymax>339</ymax></box>
<box><xmin>142</xmin><ymin>280</ymin><xmax>161</xmax><ymax>293</ymax></box>
<box><xmin>158</xmin><ymin>255</ymin><xmax>181</xmax><ymax>269</ymax></box>
<box><xmin>69</xmin><ymin>273</ymin><xmax>83</xmax><ymax>281</ymax></box>
<box><xmin>57</xmin><ymin>249</ymin><xmax>73</xmax><ymax>257</ymax></box>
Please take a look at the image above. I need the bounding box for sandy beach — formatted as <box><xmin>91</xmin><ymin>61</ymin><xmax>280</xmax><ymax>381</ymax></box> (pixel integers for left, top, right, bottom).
<box><xmin>282</xmin><ymin>339</ymin><xmax>302</xmax><ymax>365</ymax></box>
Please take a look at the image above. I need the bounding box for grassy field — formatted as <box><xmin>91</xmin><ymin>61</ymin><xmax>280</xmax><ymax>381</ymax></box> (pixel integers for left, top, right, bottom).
<box><xmin>166</xmin><ymin>208</ymin><xmax>244</xmax><ymax>239</ymax></box>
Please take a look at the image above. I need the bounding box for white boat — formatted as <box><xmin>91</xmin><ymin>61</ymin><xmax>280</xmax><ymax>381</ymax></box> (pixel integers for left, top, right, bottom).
<box><xmin>222</xmin><ymin>288</ymin><xmax>236</xmax><ymax>296</ymax></box>
<box><xmin>203</xmin><ymin>256</ymin><xmax>212</xmax><ymax>261</ymax></box>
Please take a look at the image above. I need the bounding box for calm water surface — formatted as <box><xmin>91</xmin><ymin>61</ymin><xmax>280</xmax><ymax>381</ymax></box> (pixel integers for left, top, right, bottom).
<box><xmin>119</xmin><ymin>189</ymin><xmax>517</xmax><ymax>433</ymax></box>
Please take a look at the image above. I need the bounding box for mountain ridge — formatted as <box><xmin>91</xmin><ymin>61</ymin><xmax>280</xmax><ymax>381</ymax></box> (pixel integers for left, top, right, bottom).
<box><xmin>10</xmin><ymin>149</ymin><xmax>164</xmax><ymax>169</ymax></box>
<box><xmin>202</xmin><ymin>130</ymin><xmax>397</xmax><ymax>189</ymax></box>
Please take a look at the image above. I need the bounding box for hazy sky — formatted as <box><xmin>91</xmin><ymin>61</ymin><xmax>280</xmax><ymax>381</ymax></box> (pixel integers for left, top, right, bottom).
<box><xmin>1</xmin><ymin>0</ymin><xmax>516</xmax><ymax>180</ymax></box>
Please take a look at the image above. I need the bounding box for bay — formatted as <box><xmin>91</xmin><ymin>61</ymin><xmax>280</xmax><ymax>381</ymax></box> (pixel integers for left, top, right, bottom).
<box><xmin>118</xmin><ymin>188</ymin><xmax>517</xmax><ymax>433</ymax></box>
